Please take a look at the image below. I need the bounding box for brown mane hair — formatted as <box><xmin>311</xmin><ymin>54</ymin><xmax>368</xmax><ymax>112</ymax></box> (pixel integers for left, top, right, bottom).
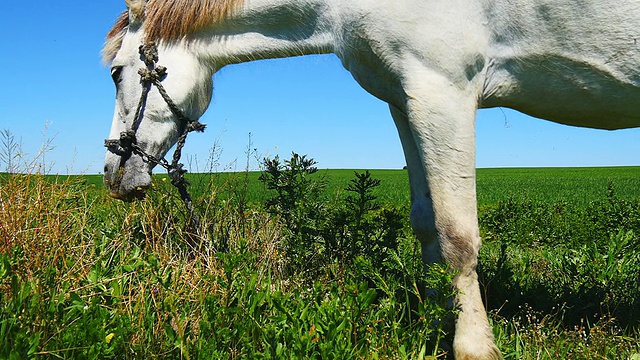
<box><xmin>103</xmin><ymin>11</ymin><xmax>129</xmax><ymax>64</ymax></box>
<box><xmin>102</xmin><ymin>0</ymin><xmax>244</xmax><ymax>64</ymax></box>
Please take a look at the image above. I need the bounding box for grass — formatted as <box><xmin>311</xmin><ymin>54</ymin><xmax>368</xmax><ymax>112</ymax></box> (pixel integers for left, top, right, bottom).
<box><xmin>476</xmin><ymin>166</ymin><xmax>640</xmax><ymax>207</ymax></box>
<box><xmin>2</xmin><ymin>163</ymin><xmax>640</xmax><ymax>359</ymax></box>
<box><xmin>80</xmin><ymin>166</ymin><xmax>640</xmax><ymax>207</ymax></box>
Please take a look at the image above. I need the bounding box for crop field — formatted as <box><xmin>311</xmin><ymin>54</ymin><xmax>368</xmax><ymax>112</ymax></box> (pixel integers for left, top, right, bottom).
<box><xmin>2</xmin><ymin>160</ymin><xmax>640</xmax><ymax>359</ymax></box>
<box><xmin>82</xmin><ymin>166</ymin><xmax>640</xmax><ymax>207</ymax></box>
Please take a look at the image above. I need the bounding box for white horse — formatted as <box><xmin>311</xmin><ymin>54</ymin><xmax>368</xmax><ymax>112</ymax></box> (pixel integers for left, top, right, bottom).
<box><xmin>102</xmin><ymin>1</ymin><xmax>640</xmax><ymax>358</ymax></box>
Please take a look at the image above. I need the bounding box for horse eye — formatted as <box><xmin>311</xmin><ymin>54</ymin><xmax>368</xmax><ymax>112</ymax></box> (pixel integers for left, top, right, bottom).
<box><xmin>110</xmin><ymin>66</ymin><xmax>123</xmax><ymax>85</ymax></box>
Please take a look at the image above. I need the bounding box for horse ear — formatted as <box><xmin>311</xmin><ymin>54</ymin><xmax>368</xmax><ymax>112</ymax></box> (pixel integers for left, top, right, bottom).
<box><xmin>125</xmin><ymin>0</ymin><xmax>146</xmax><ymax>24</ymax></box>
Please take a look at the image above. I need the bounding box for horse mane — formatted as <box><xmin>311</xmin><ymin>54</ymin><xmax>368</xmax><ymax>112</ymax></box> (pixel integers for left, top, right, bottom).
<box><xmin>102</xmin><ymin>0</ymin><xmax>244</xmax><ymax>65</ymax></box>
<box><xmin>103</xmin><ymin>11</ymin><xmax>129</xmax><ymax>65</ymax></box>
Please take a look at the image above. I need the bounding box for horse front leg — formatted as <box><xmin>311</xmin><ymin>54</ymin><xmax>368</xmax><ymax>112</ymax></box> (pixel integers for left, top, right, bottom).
<box><xmin>390</xmin><ymin>73</ymin><xmax>501</xmax><ymax>360</ymax></box>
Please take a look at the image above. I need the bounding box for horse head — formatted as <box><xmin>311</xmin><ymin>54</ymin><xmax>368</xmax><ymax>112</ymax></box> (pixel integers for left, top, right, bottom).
<box><xmin>103</xmin><ymin>0</ymin><xmax>213</xmax><ymax>201</ymax></box>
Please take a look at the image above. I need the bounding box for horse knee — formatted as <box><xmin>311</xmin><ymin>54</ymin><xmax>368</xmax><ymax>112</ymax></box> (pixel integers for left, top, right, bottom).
<box><xmin>439</xmin><ymin>223</ymin><xmax>481</xmax><ymax>271</ymax></box>
<box><xmin>409</xmin><ymin>198</ymin><xmax>482</xmax><ymax>269</ymax></box>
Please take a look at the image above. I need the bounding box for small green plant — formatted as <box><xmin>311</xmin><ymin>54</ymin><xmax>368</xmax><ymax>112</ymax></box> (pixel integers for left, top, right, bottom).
<box><xmin>323</xmin><ymin>171</ymin><xmax>405</xmax><ymax>269</ymax></box>
<box><xmin>259</xmin><ymin>152</ymin><xmax>324</xmax><ymax>222</ymax></box>
<box><xmin>339</xmin><ymin>170</ymin><xmax>383</xmax><ymax>260</ymax></box>
<box><xmin>258</xmin><ymin>152</ymin><xmax>328</xmax><ymax>274</ymax></box>
<box><xmin>258</xmin><ymin>156</ymin><xmax>407</xmax><ymax>276</ymax></box>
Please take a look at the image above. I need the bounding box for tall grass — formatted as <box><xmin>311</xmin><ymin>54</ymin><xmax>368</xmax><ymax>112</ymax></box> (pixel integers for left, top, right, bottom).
<box><xmin>0</xmin><ymin>151</ymin><xmax>454</xmax><ymax>359</ymax></box>
<box><xmin>1</xmin><ymin>145</ymin><xmax>639</xmax><ymax>359</ymax></box>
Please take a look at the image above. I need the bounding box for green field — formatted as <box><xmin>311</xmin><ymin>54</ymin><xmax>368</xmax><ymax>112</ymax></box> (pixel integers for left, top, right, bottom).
<box><xmin>477</xmin><ymin>166</ymin><xmax>640</xmax><ymax>206</ymax></box>
<box><xmin>2</xmin><ymin>165</ymin><xmax>640</xmax><ymax>359</ymax></box>
<box><xmin>81</xmin><ymin>166</ymin><xmax>640</xmax><ymax>207</ymax></box>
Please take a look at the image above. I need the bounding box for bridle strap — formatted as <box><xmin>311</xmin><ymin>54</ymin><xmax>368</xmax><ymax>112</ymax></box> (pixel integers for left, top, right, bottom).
<box><xmin>104</xmin><ymin>42</ymin><xmax>205</xmax><ymax>229</ymax></box>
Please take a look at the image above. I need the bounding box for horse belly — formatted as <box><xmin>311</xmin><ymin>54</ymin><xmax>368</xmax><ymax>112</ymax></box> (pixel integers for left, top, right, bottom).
<box><xmin>482</xmin><ymin>0</ymin><xmax>640</xmax><ymax>130</ymax></box>
<box><xmin>482</xmin><ymin>55</ymin><xmax>640</xmax><ymax>130</ymax></box>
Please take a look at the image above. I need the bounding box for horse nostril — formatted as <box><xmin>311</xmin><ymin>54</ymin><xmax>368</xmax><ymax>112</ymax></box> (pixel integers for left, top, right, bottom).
<box><xmin>104</xmin><ymin>165</ymin><xmax>110</xmax><ymax>175</ymax></box>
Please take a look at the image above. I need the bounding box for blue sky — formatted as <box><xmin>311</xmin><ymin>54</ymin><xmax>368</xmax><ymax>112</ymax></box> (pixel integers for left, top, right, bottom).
<box><xmin>1</xmin><ymin>2</ymin><xmax>639</xmax><ymax>175</ymax></box>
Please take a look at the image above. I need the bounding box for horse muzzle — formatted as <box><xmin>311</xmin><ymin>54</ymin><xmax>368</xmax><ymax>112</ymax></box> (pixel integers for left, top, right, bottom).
<box><xmin>108</xmin><ymin>186</ymin><xmax>148</xmax><ymax>201</ymax></box>
<box><xmin>104</xmin><ymin>155</ymin><xmax>152</xmax><ymax>202</ymax></box>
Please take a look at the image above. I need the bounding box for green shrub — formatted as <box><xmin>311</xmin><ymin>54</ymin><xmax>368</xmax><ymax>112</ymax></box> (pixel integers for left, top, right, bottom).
<box><xmin>479</xmin><ymin>228</ymin><xmax>640</xmax><ymax>330</ymax></box>
<box><xmin>479</xmin><ymin>183</ymin><xmax>640</xmax><ymax>251</ymax></box>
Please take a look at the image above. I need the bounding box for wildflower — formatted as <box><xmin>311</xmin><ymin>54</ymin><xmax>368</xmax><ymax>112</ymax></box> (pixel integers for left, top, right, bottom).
<box><xmin>105</xmin><ymin>333</ymin><xmax>115</xmax><ymax>343</ymax></box>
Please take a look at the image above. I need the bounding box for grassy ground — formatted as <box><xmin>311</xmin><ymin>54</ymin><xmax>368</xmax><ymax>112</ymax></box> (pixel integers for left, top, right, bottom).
<box><xmin>2</xmin><ymin>164</ymin><xmax>640</xmax><ymax>359</ymax></box>
<box><xmin>81</xmin><ymin>166</ymin><xmax>640</xmax><ymax>207</ymax></box>
<box><xmin>477</xmin><ymin>166</ymin><xmax>640</xmax><ymax>207</ymax></box>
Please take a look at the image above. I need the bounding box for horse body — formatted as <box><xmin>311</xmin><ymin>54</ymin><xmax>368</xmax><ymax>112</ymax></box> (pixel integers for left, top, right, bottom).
<box><xmin>103</xmin><ymin>1</ymin><xmax>640</xmax><ymax>358</ymax></box>
<box><xmin>483</xmin><ymin>1</ymin><xmax>640</xmax><ymax>129</ymax></box>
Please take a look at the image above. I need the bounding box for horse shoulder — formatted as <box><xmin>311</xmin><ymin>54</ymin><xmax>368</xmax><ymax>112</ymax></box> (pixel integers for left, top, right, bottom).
<box><xmin>335</xmin><ymin>1</ymin><xmax>489</xmax><ymax>107</ymax></box>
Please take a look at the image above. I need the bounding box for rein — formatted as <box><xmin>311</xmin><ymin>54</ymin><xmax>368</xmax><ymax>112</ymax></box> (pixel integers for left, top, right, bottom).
<box><xmin>104</xmin><ymin>42</ymin><xmax>205</xmax><ymax>228</ymax></box>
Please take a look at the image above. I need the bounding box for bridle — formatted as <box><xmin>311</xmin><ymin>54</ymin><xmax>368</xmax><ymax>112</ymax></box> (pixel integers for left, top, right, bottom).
<box><xmin>104</xmin><ymin>42</ymin><xmax>205</xmax><ymax>226</ymax></box>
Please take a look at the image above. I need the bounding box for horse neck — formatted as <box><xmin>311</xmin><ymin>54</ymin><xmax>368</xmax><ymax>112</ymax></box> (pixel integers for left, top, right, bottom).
<box><xmin>193</xmin><ymin>0</ymin><xmax>339</xmax><ymax>67</ymax></box>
